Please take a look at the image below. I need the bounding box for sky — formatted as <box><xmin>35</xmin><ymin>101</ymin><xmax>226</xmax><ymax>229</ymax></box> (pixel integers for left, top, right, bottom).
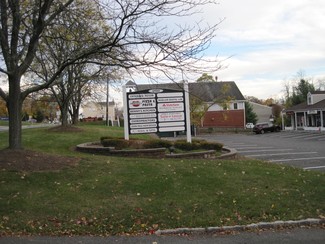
<box><xmin>107</xmin><ymin>0</ymin><xmax>325</xmax><ymax>103</ymax></box>
<box><xmin>199</xmin><ymin>0</ymin><xmax>325</xmax><ymax>99</ymax></box>
<box><xmin>1</xmin><ymin>1</ymin><xmax>324</xmax><ymax>104</ymax></box>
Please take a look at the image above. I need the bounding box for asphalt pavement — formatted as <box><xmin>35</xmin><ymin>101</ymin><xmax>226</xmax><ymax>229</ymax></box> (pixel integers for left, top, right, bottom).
<box><xmin>0</xmin><ymin>227</ymin><xmax>324</xmax><ymax>243</ymax></box>
<box><xmin>200</xmin><ymin>130</ymin><xmax>325</xmax><ymax>171</ymax></box>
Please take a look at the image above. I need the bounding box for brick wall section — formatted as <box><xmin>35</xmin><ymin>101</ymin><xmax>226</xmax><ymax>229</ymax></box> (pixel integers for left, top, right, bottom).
<box><xmin>203</xmin><ymin>110</ymin><xmax>245</xmax><ymax>128</ymax></box>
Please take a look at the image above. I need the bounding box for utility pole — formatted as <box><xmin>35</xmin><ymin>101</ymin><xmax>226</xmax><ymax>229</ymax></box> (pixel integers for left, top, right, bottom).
<box><xmin>106</xmin><ymin>78</ymin><xmax>110</xmax><ymax>126</ymax></box>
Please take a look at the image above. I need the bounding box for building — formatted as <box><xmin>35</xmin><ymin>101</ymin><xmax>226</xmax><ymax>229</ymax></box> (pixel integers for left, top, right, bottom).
<box><xmin>248</xmin><ymin>101</ymin><xmax>273</xmax><ymax>123</ymax></box>
<box><xmin>81</xmin><ymin>101</ymin><xmax>116</xmax><ymax>121</ymax></box>
<box><xmin>285</xmin><ymin>91</ymin><xmax>325</xmax><ymax>131</ymax></box>
<box><xmin>135</xmin><ymin>81</ymin><xmax>246</xmax><ymax>128</ymax></box>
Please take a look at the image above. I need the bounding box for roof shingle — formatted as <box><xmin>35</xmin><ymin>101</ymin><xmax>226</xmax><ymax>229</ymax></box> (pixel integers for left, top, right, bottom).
<box><xmin>136</xmin><ymin>81</ymin><xmax>245</xmax><ymax>101</ymax></box>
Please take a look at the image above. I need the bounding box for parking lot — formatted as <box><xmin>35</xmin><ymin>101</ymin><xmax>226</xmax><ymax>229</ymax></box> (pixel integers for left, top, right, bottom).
<box><xmin>201</xmin><ymin>130</ymin><xmax>325</xmax><ymax>171</ymax></box>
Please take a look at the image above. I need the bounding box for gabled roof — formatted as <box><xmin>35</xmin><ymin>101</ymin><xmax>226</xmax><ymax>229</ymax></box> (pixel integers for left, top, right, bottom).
<box><xmin>125</xmin><ymin>80</ymin><xmax>136</xmax><ymax>86</ymax></box>
<box><xmin>310</xmin><ymin>91</ymin><xmax>325</xmax><ymax>95</ymax></box>
<box><xmin>286</xmin><ymin>99</ymin><xmax>325</xmax><ymax>112</ymax></box>
<box><xmin>136</xmin><ymin>81</ymin><xmax>245</xmax><ymax>102</ymax></box>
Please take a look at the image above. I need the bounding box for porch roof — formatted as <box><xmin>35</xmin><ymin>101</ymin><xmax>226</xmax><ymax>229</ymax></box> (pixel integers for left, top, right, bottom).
<box><xmin>285</xmin><ymin>99</ymin><xmax>325</xmax><ymax>112</ymax></box>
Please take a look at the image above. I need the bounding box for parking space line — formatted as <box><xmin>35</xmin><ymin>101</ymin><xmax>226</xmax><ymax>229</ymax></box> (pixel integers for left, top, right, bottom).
<box><xmin>303</xmin><ymin>165</ymin><xmax>325</xmax><ymax>170</ymax></box>
<box><xmin>239</xmin><ymin>149</ymin><xmax>294</xmax><ymax>153</ymax></box>
<box><xmin>246</xmin><ymin>152</ymin><xmax>317</xmax><ymax>157</ymax></box>
<box><xmin>236</xmin><ymin>146</ymin><xmax>269</xmax><ymax>150</ymax></box>
<box><xmin>269</xmin><ymin>156</ymin><xmax>325</xmax><ymax>162</ymax></box>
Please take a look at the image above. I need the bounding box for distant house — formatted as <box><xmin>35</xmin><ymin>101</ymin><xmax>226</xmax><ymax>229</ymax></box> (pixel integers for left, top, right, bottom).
<box><xmin>135</xmin><ymin>81</ymin><xmax>246</xmax><ymax>128</ymax></box>
<box><xmin>285</xmin><ymin>91</ymin><xmax>325</xmax><ymax>131</ymax></box>
<box><xmin>248</xmin><ymin>101</ymin><xmax>273</xmax><ymax>123</ymax></box>
<box><xmin>81</xmin><ymin>101</ymin><xmax>116</xmax><ymax>121</ymax></box>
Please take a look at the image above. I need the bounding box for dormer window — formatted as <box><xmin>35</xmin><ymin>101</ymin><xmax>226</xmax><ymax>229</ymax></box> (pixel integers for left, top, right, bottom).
<box><xmin>307</xmin><ymin>92</ymin><xmax>312</xmax><ymax>105</ymax></box>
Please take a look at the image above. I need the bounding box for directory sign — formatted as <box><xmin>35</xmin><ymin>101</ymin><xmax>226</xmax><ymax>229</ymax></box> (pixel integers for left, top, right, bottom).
<box><xmin>126</xmin><ymin>89</ymin><xmax>186</xmax><ymax>134</ymax></box>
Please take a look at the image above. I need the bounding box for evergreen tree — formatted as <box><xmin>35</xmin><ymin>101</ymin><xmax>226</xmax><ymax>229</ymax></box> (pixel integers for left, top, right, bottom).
<box><xmin>245</xmin><ymin>101</ymin><xmax>258</xmax><ymax>124</ymax></box>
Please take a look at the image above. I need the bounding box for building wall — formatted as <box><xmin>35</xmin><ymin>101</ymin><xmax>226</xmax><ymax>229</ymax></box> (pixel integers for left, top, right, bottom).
<box><xmin>82</xmin><ymin>102</ymin><xmax>115</xmax><ymax>119</ymax></box>
<box><xmin>207</xmin><ymin>101</ymin><xmax>245</xmax><ymax>111</ymax></box>
<box><xmin>249</xmin><ymin>102</ymin><xmax>272</xmax><ymax>123</ymax></box>
<box><xmin>311</xmin><ymin>94</ymin><xmax>325</xmax><ymax>104</ymax></box>
<box><xmin>203</xmin><ymin>110</ymin><xmax>245</xmax><ymax>128</ymax></box>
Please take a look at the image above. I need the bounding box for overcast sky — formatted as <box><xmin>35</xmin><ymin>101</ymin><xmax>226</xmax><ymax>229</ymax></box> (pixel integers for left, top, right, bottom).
<box><xmin>201</xmin><ymin>0</ymin><xmax>325</xmax><ymax>99</ymax></box>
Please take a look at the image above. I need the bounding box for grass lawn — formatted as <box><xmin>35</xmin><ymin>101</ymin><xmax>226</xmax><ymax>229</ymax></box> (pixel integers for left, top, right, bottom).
<box><xmin>0</xmin><ymin>124</ymin><xmax>324</xmax><ymax>235</ymax></box>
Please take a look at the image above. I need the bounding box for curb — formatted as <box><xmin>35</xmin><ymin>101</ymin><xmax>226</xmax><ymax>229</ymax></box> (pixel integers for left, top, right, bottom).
<box><xmin>216</xmin><ymin>146</ymin><xmax>237</xmax><ymax>159</ymax></box>
<box><xmin>155</xmin><ymin>218</ymin><xmax>325</xmax><ymax>235</ymax></box>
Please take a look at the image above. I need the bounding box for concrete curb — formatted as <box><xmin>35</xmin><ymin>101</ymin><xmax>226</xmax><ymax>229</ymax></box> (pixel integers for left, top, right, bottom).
<box><xmin>216</xmin><ymin>146</ymin><xmax>237</xmax><ymax>159</ymax></box>
<box><xmin>155</xmin><ymin>218</ymin><xmax>325</xmax><ymax>235</ymax></box>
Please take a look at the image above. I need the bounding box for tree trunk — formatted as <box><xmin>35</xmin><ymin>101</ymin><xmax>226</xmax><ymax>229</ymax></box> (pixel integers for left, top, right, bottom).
<box><xmin>60</xmin><ymin>102</ymin><xmax>69</xmax><ymax>127</ymax></box>
<box><xmin>8</xmin><ymin>75</ymin><xmax>23</xmax><ymax>149</ymax></box>
<box><xmin>71</xmin><ymin>107</ymin><xmax>79</xmax><ymax>125</ymax></box>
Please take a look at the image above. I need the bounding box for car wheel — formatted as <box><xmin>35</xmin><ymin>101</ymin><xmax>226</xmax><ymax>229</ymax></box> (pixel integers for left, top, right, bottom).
<box><xmin>260</xmin><ymin>129</ymin><xmax>265</xmax><ymax>134</ymax></box>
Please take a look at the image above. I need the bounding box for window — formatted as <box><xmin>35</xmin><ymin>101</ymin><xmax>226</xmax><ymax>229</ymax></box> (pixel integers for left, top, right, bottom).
<box><xmin>308</xmin><ymin>96</ymin><xmax>312</xmax><ymax>105</ymax></box>
<box><xmin>233</xmin><ymin>103</ymin><xmax>238</xmax><ymax>110</ymax></box>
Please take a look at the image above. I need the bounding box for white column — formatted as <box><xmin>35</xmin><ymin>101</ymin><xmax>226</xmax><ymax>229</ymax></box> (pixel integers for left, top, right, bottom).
<box><xmin>294</xmin><ymin>112</ymin><xmax>297</xmax><ymax>130</ymax></box>
<box><xmin>281</xmin><ymin>110</ymin><xmax>285</xmax><ymax>131</ymax></box>
<box><xmin>321</xmin><ymin>110</ymin><xmax>324</xmax><ymax>128</ymax></box>
<box><xmin>304</xmin><ymin>112</ymin><xmax>307</xmax><ymax>127</ymax></box>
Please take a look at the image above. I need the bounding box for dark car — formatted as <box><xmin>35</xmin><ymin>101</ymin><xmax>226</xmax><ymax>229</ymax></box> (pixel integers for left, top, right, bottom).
<box><xmin>253</xmin><ymin>122</ymin><xmax>281</xmax><ymax>134</ymax></box>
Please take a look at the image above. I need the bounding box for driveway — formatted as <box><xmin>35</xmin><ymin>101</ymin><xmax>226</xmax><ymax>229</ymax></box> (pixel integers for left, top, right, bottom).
<box><xmin>200</xmin><ymin>130</ymin><xmax>325</xmax><ymax>171</ymax></box>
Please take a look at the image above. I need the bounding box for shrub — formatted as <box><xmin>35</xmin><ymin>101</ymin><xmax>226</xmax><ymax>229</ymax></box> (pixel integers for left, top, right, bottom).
<box><xmin>199</xmin><ymin>141</ymin><xmax>223</xmax><ymax>151</ymax></box>
<box><xmin>143</xmin><ymin>139</ymin><xmax>173</xmax><ymax>149</ymax></box>
<box><xmin>101</xmin><ymin>139</ymin><xmax>129</xmax><ymax>149</ymax></box>
<box><xmin>174</xmin><ymin>140</ymin><xmax>198</xmax><ymax>151</ymax></box>
<box><xmin>174</xmin><ymin>139</ymin><xmax>223</xmax><ymax>151</ymax></box>
<box><xmin>207</xmin><ymin>127</ymin><xmax>214</xmax><ymax>133</ymax></box>
<box><xmin>100</xmin><ymin>136</ymin><xmax>114</xmax><ymax>143</ymax></box>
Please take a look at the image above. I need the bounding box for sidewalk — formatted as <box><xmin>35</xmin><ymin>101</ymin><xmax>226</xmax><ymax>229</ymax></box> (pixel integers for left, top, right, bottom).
<box><xmin>0</xmin><ymin>227</ymin><xmax>324</xmax><ymax>244</ymax></box>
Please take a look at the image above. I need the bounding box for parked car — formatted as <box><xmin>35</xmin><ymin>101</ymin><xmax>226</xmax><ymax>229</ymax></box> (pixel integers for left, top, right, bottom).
<box><xmin>245</xmin><ymin>123</ymin><xmax>254</xmax><ymax>129</ymax></box>
<box><xmin>253</xmin><ymin>122</ymin><xmax>281</xmax><ymax>134</ymax></box>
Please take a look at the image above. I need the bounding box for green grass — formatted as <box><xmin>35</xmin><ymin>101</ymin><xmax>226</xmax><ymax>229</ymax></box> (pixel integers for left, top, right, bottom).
<box><xmin>0</xmin><ymin>124</ymin><xmax>324</xmax><ymax>235</ymax></box>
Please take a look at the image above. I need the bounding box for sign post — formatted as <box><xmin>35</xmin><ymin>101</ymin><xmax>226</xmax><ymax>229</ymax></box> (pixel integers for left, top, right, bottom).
<box><xmin>184</xmin><ymin>81</ymin><xmax>192</xmax><ymax>143</ymax></box>
<box><xmin>122</xmin><ymin>85</ymin><xmax>129</xmax><ymax>140</ymax></box>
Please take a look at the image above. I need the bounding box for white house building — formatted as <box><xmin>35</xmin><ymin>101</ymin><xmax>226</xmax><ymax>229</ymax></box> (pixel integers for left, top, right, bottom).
<box><xmin>285</xmin><ymin>91</ymin><xmax>325</xmax><ymax>131</ymax></box>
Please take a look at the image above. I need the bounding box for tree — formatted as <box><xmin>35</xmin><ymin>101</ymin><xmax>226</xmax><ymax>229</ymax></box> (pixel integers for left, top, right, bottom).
<box><xmin>0</xmin><ymin>97</ymin><xmax>7</xmax><ymax>117</ymax></box>
<box><xmin>292</xmin><ymin>79</ymin><xmax>315</xmax><ymax>105</ymax></box>
<box><xmin>196</xmin><ymin>73</ymin><xmax>216</xmax><ymax>82</ymax></box>
<box><xmin>245</xmin><ymin>96</ymin><xmax>263</xmax><ymax>105</ymax></box>
<box><xmin>190</xmin><ymin>95</ymin><xmax>209</xmax><ymax>127</ymax></box>
<box><xmin>0</xmin><ymin>0</ymin><xmax>222</xmax><ymax>149</ymax></box>
<box><xmin>283</xmin><ymin>71</ymin><xmax>316</xmax><ymax>108</ymax></box>
<box><xmin>245</xmin><ymin>101</ymin><xmax>258</xmax><ymax>125</ymax></box>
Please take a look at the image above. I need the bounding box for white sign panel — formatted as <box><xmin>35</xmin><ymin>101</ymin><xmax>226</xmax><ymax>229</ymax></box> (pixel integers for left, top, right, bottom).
<box><xmin>130</xmin><ymin>113</ymin><xmax>156</xmax><ymax>119</ymax></box>
<box><xmin>129</xmin><ymin>108</ymin><xmax>156</xmax><ymax>114</ymax></box>
<box><xmin>158</xmin><ymin>112</ymin><xmax>184</xmax><ymax>122</ymax></box>
<box><xmin>157</xmin><ymin>97</ymin><xmax>183</xmax><ymax>103</ymax></box>
<box><xmin>130</xmin><ymin>118</ymin><xmax>157</xmax><ymax>124</ymax></box>
<box><xmin>128</xmin><ymin>93</ymin><xmax>155</xmax><ymax>99</ymax></box>
<box><xmin>130</xmin><ymin>123</ymin><xmax>157</xmax><ymax>128</ymax></box>
<box><xmin>157</xmin><ymin>92</ymin><xmax>183</xmax><ymax>98</ymax></box>
<box><xmin>158</xmin><ymin>103</ymin><xmax>184</xmax><ymax>112</ymax></box>
<box><xmin>130</xmin><ymin>128</ymin><xmax>158</xmax><ymax>134</ymax></box>
<box><xmin>159</xmin><ymin>126</ymin><xmax>185</xmax><ymax>132</ymax></box>
<box><xmin>159</xmin><ymin>121</ymin><xmax>185</xmax><ymax>127</ymax></box>
<box><xmin>129</xmin><ymin>99</ymin><xmax>156</xmax><ymax>108</ymax></box>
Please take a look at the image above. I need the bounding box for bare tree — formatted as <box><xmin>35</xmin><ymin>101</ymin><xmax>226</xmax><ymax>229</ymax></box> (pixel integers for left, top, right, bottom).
<box><xmin>0</xmin><ymin>0</ymin><xmax>222</xmax><ymax>149</ymax></box>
